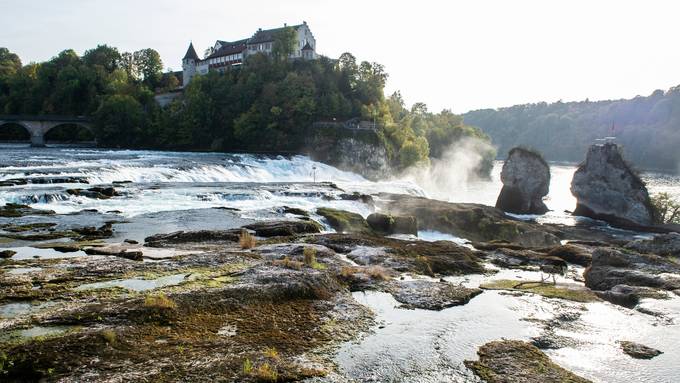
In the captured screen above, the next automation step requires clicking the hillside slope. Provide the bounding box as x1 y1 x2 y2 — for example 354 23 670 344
463 86 680 171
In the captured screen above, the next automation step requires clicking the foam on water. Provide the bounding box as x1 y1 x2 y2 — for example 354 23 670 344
0 147 424 217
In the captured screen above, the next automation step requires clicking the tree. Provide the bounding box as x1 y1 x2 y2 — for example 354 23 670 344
158 72 179 91
651 192 680 224
398 137 430 168
0 47 22 77
134 48 163 87
272 26 297 61
83 45 121 72
94 95 145 146
119 49 163 87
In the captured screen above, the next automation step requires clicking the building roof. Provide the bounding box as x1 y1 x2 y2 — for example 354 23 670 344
183 43 199 60
302 42 313 51
248 24 303 44
206 38 248 60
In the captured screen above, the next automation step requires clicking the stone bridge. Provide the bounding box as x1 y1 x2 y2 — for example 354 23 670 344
0 115 95 147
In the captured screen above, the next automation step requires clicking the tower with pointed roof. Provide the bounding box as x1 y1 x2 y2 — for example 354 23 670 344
182 42 199 87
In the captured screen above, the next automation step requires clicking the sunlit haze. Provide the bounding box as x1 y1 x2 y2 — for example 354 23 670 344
2 0 680 112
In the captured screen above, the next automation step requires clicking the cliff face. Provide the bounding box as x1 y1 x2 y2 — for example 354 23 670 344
496 147 550 214
306 126 390 180
570 143 654 227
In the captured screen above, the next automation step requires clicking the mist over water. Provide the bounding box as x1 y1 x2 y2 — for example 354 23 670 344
397 137 496 202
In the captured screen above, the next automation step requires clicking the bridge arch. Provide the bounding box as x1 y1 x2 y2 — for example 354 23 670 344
44 122 96 144
0 121 32 142
0 115 95 147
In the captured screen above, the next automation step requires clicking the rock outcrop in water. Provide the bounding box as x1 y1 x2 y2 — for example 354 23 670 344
306 126 390 180
570 143 655 228
495 147 550 214
465 340 591 383
619 341 663 359
378 193 561 247
584 247 680 307
366 213 418 235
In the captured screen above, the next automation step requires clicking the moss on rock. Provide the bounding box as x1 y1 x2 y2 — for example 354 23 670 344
480 279 599 303
465 340 591 383
316 208 373 234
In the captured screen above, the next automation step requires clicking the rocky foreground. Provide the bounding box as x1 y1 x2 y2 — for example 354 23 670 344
1 191 678 382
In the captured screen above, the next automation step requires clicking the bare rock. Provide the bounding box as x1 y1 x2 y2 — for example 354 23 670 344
496 147 550 214
625 232 680 257
465 340 591 383
378 193 561 246
243 220 323 237
571 143 654 228
0 250 17 259
584 247 680 299
619 341 663 359
389 280 482 310
546 244 592 266
366 213 418 235
145 230 240 247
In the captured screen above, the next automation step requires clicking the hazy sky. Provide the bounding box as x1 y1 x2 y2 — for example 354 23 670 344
2 0 679 113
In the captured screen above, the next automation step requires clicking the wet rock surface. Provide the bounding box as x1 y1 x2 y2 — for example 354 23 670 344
243 219 323 237
366 212 418 235
379 193 561 246
0 203 55 218
0 250 17 258
571 143 655 228
625 232 680 257
316 207 372 234
496 147 550 214
307 233 486 276
619 341 663 359
66 186 122 199
144 230 241 247
546 244 592 266
465 340 592 383
388 279 482 310
584 247 680 294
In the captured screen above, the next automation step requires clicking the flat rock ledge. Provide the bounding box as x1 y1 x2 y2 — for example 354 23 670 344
465 340 591 383
388 280 482 310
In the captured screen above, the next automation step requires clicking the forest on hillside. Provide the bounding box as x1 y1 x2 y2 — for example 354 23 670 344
0 28 494 174
463 87 680 172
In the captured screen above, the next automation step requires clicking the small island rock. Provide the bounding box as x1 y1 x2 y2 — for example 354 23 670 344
496 147 550 214
571 143 654 227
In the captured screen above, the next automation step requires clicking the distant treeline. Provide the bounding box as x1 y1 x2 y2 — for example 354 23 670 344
0 39 493 173
463 88 680 172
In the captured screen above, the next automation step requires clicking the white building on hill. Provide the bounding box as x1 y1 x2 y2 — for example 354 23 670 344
182 22 317 87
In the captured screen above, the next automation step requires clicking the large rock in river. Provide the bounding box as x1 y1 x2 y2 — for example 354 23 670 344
584 247 680 292
496 147 550 214
570 143 654 228
377 193 561 247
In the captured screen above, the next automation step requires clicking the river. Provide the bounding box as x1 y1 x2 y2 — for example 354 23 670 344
2 145 678 221
1 144 679 382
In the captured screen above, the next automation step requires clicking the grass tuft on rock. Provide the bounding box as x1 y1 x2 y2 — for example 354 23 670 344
100 329 116 345
480 279 599 302
302 247 325 270
143 293 177 309
239 230 257 249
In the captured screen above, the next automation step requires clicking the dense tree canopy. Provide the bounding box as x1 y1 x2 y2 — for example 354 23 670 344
0 42 493 172
463 89 680 171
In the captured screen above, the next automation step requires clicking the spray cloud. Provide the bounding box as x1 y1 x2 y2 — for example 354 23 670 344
397 137 497 203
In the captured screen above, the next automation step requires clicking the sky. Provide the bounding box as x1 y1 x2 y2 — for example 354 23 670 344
1 0 680 113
